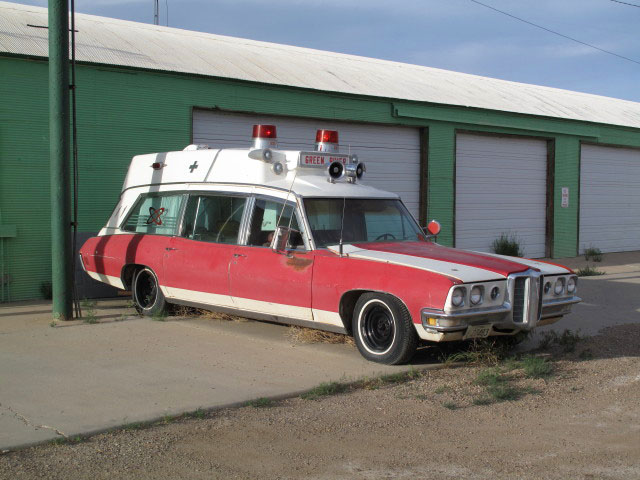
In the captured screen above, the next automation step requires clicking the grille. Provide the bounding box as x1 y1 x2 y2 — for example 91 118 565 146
512 277 527 323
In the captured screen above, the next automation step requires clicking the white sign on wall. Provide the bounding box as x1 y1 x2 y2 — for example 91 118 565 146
561 187 569 208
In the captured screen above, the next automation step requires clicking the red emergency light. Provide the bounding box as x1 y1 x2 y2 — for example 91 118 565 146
252 124 278 149
315 129 339 153
253 124 277 139
315 129 339 144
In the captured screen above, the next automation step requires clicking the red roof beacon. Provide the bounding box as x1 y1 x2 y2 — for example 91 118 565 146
315 129 339 153
252 124 278 149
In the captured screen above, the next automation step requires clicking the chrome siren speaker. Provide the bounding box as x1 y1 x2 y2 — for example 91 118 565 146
327 161 344 182
355 162 365 179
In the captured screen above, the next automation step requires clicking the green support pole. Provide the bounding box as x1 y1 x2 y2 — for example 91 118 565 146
49 0 73 320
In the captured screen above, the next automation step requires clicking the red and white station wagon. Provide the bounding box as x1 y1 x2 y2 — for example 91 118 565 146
80 126 581 364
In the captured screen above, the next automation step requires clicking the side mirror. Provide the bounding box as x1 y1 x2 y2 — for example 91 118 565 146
271 226 292 253
423 219 441 240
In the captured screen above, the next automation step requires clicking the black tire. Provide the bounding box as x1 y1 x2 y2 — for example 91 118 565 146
132 267 167 317
352 292 418 365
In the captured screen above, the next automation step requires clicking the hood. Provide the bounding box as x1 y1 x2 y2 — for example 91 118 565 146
327 241 570 283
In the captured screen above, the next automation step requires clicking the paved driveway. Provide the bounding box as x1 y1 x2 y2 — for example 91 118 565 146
1 253 639 451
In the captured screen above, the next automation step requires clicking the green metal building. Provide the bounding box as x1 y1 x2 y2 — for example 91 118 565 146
1 1 639 301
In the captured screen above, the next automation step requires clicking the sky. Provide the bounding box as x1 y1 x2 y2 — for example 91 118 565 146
10 0 640 102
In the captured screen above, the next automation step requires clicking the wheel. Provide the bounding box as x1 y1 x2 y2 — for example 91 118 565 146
132 267 167 317
352 292 418 365
375 233 396 241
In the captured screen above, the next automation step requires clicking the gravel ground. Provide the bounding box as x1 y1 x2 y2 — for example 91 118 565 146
2 324 639 480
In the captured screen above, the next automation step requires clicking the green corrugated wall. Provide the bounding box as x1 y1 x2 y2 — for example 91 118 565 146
1 55 640 300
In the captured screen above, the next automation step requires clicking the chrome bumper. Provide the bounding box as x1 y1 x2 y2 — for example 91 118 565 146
421 295 581 333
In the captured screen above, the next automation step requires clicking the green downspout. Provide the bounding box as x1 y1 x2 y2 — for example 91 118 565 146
48 0 73 320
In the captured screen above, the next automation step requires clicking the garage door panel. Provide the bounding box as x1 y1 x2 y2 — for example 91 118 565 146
580 144 640 254
193 110 421 219
455 134 547 258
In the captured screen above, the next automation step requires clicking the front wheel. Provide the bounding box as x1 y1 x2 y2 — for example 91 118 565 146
352 293 418 365
132 267 167 317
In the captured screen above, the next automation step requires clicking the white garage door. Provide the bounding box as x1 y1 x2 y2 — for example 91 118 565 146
192 110 422 219
456 133 548 258
580 144 640 253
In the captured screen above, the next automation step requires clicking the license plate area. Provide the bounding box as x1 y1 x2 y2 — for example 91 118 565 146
463 324 492 340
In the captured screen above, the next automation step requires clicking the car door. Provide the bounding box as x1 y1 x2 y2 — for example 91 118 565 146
162 193 248 308
228 196 314 322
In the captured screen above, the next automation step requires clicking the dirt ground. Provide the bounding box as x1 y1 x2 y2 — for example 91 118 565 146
2 323 639 480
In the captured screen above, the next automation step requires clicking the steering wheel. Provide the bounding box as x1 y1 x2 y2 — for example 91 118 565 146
375 233 396 241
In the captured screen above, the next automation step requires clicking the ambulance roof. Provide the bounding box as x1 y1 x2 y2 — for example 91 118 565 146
121 147 398 200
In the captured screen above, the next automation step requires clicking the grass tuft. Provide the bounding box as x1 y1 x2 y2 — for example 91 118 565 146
474 367 506 386
301 381 349 400
491 233 523 257
486 384 522 402
472 396 494 406
539 329 582 353
577 266 604 277
584 246 603 262
80 299 98 324
246 397 274 408
442 401 458 410
287 325 355 346
520 356 554 379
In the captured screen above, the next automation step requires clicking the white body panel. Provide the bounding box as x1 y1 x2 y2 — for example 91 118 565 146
192 110 422 218
579 144 640 253
455 133 548 258
328 244 506 282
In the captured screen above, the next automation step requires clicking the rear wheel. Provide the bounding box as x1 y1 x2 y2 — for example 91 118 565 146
132 267 167 317
352 292 418 365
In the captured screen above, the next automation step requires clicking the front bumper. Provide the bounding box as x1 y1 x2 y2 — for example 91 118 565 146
419 295 581 341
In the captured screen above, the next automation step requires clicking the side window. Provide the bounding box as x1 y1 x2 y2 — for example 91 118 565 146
247 199 304 249
122 194 184 235
182 194 246 244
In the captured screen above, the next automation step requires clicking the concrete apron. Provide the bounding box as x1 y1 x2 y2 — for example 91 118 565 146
1 257 639 451
0 300 441 452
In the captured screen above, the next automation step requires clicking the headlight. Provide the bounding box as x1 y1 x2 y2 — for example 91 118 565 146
451 287 466 307
554 277 565 295
470 286 483 305
544 281 551 294
567 276 577 294
490 286 500 300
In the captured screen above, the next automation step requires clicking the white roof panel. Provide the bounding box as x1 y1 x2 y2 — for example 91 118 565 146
2 1 640 129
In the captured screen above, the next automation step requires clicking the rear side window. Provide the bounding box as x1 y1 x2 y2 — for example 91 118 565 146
182 195 247 244
121 194 184 235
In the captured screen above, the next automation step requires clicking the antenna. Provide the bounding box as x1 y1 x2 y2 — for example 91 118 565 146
339 197 346 256
153 0 159 25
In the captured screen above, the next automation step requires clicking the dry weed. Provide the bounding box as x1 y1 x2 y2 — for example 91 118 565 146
287 325 355 346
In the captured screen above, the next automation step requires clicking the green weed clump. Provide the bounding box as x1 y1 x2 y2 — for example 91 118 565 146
520 356 554 379
583 246 603 262
246 397 273 408
577 266 604 277
301 381 348 400
492 233 523 257
81 299 98 324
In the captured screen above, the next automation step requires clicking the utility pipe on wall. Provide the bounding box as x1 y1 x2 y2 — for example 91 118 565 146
48 0 73 320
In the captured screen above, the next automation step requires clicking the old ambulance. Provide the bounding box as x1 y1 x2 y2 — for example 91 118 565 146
80 125 581 364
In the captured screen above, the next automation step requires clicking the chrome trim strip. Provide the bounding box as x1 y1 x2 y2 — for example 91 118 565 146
420 305 511 332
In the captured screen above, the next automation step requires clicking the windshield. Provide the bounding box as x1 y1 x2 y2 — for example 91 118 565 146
304 198 424 248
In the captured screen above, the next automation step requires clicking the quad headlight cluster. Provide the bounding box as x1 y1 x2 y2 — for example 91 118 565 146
447 281 506 310
542 274 578 299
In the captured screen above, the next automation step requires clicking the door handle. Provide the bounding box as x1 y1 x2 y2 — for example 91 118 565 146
165 247 177 251
233 253 246 258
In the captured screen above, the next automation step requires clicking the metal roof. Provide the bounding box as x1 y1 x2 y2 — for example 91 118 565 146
2 1 640 129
